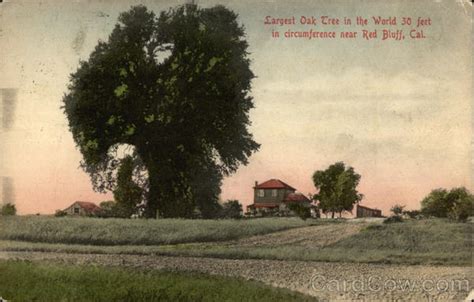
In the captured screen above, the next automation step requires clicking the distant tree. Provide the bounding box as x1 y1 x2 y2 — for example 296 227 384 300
287 203 311 220
62 4 259 218
390 204 405 216
219 200 242 219
421 187 474 221
312 162 363 218
1 203 16 216
113 156 143 218
445 187 474 221
420 189 450 218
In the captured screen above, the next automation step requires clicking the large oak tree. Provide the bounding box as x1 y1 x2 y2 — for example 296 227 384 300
63 4 259 218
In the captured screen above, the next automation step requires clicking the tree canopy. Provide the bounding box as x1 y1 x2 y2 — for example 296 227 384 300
421 187 473 221
312 162 363 218
63 4 259 218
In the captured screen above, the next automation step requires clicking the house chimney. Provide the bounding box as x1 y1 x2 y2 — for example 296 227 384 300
254 181 258 187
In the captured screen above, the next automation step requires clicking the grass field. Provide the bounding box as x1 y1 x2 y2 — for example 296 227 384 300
0 260 316 301
0 218 470 265
0 216 324 245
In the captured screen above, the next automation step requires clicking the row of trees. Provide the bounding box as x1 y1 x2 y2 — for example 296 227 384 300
314 161 474 222
420 187 473 221
312 162 474 222
386 186 474 223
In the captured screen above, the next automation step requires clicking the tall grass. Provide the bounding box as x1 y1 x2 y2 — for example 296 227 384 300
0 216 321 245
1 219 469 265
0 260 316 301
329 219 472 253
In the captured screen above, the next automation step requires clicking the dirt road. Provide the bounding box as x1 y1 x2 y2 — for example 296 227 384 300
1 251 470 301
233 222 366 248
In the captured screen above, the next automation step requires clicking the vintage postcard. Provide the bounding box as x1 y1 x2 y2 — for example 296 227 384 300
0 0 472 301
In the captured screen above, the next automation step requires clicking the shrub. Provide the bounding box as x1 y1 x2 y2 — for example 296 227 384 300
1 203 16 216
287 203 311 220
364 224 384 231
219 200 243 219
390 204 405 216
97 200 135 218
448 198 473 222
383 215 403 224
54 210 67 217
403 210 422 219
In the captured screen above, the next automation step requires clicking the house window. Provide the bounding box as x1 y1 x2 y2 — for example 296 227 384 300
272 189 277 197
74 207 80 214
258 189 264 197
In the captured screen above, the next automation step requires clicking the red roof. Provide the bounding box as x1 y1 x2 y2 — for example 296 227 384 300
284 193 311 203
73 201 101 213
255 179 296 190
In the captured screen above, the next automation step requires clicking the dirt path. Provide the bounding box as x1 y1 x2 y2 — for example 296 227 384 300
233 223 366 248
1 251 471 301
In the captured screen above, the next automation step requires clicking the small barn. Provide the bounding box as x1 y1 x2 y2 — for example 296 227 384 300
63 201 101 216
356 204 382 218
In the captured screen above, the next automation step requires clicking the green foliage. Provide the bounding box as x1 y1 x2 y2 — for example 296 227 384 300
62 4 259 218
0 203 16 216
287 203 311 220
402 210 422 219
390 204 405 216
112 156 143 218
383 215 403 224
54 210 67 217
449 197 473 221
97 200 120 218
312 162 363 218
421 187 474 221
0 216 317 246
0 261 314 302
219 200 242 219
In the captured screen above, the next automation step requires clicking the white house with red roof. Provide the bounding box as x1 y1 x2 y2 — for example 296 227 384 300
246 179 313 215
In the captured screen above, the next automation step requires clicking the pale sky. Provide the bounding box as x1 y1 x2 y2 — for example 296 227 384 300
0 0 472 215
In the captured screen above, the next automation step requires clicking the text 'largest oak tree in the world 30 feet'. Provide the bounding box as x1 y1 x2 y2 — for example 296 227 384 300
63 4 259 218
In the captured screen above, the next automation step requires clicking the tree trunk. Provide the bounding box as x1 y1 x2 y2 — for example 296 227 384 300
142 154 195 218
144 161 160 218
331 211 335 219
